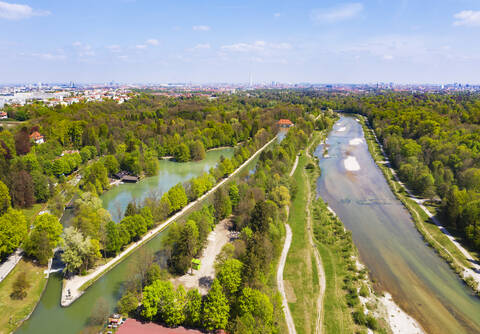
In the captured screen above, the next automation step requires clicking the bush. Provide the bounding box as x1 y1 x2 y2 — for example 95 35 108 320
366 315 379 330
10 272 29 300
359 284 369 297
352 309 366 326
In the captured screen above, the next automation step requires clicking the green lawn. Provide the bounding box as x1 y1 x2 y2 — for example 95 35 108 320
0 259 48 334
284 154 318 334
21 203 44 225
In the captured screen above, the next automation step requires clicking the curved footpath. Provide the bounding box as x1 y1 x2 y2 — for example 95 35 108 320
277 224 296 334
305 139 326 334
61 135 278 306
367 121 480 288
277 155 301 334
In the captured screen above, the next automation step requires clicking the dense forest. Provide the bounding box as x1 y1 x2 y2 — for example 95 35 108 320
0 93 316 270
115 115 319 333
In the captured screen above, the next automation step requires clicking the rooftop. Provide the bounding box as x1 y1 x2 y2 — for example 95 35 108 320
116 319 204 334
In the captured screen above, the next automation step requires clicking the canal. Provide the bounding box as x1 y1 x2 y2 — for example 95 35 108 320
16 148 233 334
315 115 480 333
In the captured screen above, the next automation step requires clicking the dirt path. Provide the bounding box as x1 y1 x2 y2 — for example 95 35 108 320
277 223 296 334
61 135 278 306
174 220 231 294
304 168 326 334
289 155 299 177
305 137 326 334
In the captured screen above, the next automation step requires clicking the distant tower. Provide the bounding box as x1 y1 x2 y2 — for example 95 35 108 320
249 73 253 87
38 82 42 90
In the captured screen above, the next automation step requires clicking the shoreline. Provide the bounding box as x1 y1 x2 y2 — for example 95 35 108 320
314 123 425 334
60 135 278 307
358 114 480 295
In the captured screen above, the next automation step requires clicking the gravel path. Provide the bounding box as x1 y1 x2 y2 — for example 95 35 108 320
277 223 296 334
289 155 299 177
174 220 231 294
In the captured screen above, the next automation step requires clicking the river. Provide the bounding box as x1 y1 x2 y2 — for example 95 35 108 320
16 148 233 334
315 116 480 333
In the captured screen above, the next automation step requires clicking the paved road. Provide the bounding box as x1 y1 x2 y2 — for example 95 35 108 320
0 249 23 282
62 135 278 306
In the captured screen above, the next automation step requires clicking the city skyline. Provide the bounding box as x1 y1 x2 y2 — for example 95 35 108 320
2 0 480 84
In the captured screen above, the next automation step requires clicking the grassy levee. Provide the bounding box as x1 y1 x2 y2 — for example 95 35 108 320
284 154 318 334
304 129 388 334
0 259 48 334
305 146 357 334
359 115 479 292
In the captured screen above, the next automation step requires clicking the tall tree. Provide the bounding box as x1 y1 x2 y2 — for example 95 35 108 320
202 279 230 331
24 213 62 265
0 208 27 259
11 170 35 208
14 127 30 156
0 179 11 214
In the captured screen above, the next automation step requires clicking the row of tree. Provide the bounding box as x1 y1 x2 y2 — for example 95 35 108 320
117 111 316 332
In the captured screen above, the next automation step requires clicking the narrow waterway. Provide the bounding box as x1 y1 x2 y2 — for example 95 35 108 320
102 148 234 221
16 148 233 334
315 116 480 334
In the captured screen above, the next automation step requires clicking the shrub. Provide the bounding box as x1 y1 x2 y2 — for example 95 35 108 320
10 272 29 300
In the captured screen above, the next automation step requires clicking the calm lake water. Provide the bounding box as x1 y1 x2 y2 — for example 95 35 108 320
315 116 480 333
16 148 233 334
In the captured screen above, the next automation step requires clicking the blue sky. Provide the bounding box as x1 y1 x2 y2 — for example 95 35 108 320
1 0 480 84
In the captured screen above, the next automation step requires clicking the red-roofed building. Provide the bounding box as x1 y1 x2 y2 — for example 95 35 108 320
0 111 7 119
30 131 44 144
115 319 205 334
278 119 294 128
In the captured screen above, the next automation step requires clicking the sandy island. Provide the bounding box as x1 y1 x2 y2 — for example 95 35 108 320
337 126 347 132
344 155 360 171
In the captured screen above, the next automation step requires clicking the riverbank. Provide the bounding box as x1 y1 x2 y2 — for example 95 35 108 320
359 115 480 295
283 132 325 334
307 131 423 334
61 135 278 307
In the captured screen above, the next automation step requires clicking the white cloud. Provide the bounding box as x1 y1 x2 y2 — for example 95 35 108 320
146 38 159 46
453 10 480 27
0 1 50 20
310 2 363 23
106 44 121 52
193 43 211 50
32 52 66 60
274 12 281 18
136 44 147 49
193 25 211 31
221 40 291 53
72 42 95 57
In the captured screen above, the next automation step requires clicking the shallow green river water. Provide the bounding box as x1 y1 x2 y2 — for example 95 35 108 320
315 116 480 333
